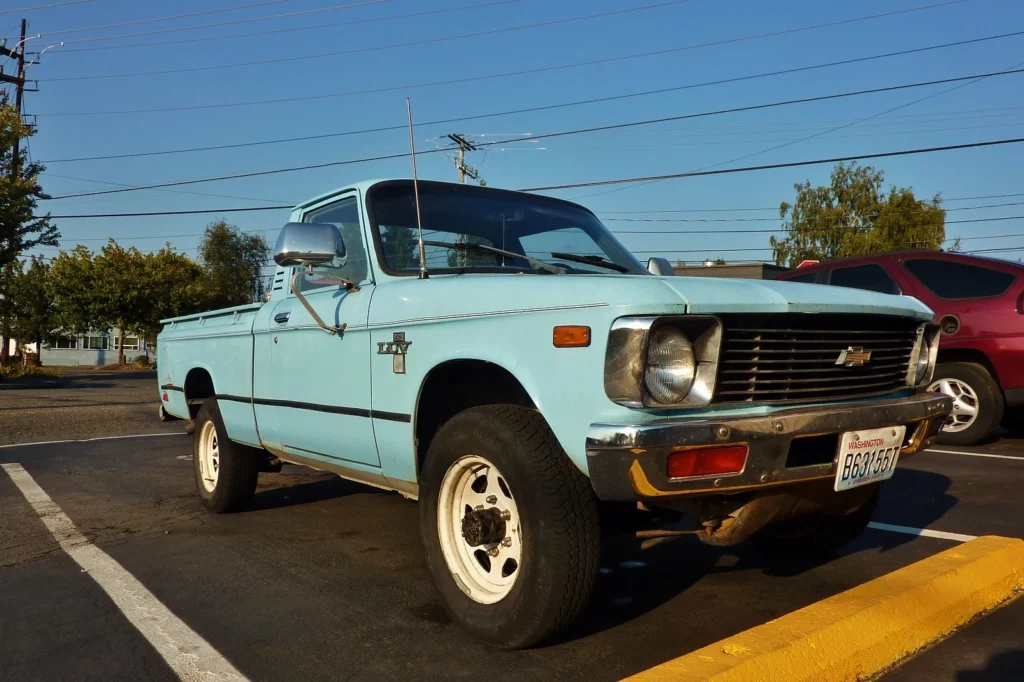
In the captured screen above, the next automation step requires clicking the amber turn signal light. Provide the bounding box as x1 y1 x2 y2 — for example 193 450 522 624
666 445 749 479
553 325 591 348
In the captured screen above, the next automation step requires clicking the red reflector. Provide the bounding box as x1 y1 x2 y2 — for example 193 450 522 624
162 392 169 402
666 445 749 479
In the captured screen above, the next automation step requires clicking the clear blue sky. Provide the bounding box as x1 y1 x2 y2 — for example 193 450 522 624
5 0 1024 266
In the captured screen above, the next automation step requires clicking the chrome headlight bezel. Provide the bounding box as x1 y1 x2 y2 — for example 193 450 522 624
906 322 940 387
605 315 722 408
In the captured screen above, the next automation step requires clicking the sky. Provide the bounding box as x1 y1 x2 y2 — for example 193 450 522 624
4 0 1024 268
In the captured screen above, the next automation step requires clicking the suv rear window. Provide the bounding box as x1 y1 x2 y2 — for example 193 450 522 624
827 264 900 295
903 259 1016 299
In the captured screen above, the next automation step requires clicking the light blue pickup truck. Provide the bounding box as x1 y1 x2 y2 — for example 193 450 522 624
158 179 952 648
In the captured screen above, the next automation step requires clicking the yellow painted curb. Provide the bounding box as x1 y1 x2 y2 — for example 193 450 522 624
624 535 1024 682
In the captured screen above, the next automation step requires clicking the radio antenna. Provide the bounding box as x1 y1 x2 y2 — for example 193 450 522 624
406 97 429 280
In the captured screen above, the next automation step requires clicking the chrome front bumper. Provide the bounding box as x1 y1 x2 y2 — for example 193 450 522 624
585 392 953 501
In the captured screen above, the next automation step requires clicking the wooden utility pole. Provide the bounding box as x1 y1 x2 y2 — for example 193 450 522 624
0 20 27 366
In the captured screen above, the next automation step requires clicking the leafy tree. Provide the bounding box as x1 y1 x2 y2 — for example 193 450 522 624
0 99 59 363
770 163 950 267
382 225 418 269
47 246 102 339
9 257 54 362
139 246 208 341
198 220 270 308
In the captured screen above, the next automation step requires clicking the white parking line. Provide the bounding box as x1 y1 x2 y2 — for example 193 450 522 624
867 521 977 543
1 463 247 682
925 448 1024 461
0 432 184 450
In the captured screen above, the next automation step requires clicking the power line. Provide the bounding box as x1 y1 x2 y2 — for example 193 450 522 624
50 0 517 53
42 171 294 204
518 137 1024 192
43 0 694 81
39 31 1024 161
38 0 292 37
42 0 386 43
44 69 1024 200
0 0 91 16
36 1 975 117
610 216 1024 235
602 202 1024 223
599 193 1024 214
44 205 291 218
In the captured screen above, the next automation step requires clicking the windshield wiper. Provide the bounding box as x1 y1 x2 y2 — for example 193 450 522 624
550 252 629 273
422 240 563 274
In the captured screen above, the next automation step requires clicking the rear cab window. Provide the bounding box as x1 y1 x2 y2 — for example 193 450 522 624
781 271 819 284
903 258 1017 299
827 263 900 295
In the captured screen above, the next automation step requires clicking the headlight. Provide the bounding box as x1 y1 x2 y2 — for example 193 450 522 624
907 323 940 386
644 326 696 404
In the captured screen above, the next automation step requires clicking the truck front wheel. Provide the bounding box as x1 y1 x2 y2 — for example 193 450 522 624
419 405 600 649
192 399 259 513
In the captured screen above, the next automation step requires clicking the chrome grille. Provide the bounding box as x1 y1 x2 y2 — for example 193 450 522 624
712 314 920 405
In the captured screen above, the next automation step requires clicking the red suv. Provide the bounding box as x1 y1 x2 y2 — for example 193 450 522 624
774 251 1024 445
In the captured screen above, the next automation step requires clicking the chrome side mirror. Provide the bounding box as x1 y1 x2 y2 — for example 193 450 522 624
647 257 675 276
273 222 346 266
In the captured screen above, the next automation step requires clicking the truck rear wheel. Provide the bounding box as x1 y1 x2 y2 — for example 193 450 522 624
928 362 1003 446
192 399 259 514
753 486 879 555
419 405 600 649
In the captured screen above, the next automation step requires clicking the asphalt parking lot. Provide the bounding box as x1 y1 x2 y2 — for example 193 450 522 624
1 376 1021 681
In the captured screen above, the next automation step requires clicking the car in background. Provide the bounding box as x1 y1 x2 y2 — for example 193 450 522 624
775 251 1024 445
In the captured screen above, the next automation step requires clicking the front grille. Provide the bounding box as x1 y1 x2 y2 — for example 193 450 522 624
712 314 919 405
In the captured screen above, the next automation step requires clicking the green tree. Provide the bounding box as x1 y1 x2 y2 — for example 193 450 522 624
770 163 950 267
9 257 54 362
382 225 418 269
47 245 102 339
139 246 209 341
0 99 59 363
198 220 270 308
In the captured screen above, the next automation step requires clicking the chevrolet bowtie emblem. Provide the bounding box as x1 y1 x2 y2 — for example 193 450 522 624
836 346 871 367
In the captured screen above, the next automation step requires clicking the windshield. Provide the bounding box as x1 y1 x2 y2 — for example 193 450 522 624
368 181 647 275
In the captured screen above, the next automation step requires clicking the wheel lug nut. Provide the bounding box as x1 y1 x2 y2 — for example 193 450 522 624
474 504 483 511
486 495 497 504
487 547 500 557
502 510 511 520
501 537 512 547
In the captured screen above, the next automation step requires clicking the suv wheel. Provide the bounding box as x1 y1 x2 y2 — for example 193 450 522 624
927 362 1004 446
419 405 600 649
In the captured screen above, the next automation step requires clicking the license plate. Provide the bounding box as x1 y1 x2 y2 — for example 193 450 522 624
834 425 906 492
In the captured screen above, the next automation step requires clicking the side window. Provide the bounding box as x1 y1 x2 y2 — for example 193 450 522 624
299 196 369 291
783 272 818 284
828 264 900 295
903 259 1016 299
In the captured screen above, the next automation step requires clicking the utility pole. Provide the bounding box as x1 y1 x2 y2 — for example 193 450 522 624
447 133 482 184
0 20 27 366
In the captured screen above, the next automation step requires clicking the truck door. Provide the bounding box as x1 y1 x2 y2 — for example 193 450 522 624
252 192 380 468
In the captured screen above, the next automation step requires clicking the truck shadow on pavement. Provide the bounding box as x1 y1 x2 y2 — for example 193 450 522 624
566 467 957 642
958 649 1024 681
249 469 389 512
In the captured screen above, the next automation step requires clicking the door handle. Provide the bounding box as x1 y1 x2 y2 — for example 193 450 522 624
274 312 290 324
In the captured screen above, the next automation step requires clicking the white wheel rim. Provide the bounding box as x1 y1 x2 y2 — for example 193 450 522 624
928 377 980 433
436 455 522 604
198 420 220 492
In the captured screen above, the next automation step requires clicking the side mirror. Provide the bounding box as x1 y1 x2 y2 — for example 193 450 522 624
647 257 675 276
273 222 346 266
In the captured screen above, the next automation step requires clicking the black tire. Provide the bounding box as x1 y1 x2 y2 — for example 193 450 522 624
753 486 879 555
930 362 1004 446
192 399 259 514
419 405 600 649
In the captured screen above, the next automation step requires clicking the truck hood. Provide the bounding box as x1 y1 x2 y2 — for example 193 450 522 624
655 276 934 320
